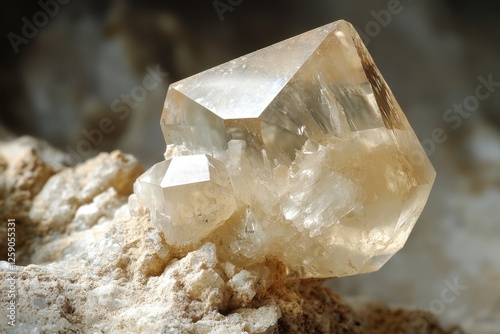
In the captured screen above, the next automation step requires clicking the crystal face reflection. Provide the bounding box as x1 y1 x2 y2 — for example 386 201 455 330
135 154 236 245
134 20 436 278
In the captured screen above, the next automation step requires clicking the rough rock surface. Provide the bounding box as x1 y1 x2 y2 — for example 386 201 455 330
0 137 453 333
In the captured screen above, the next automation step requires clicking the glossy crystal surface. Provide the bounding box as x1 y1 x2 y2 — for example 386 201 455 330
134 20 435 278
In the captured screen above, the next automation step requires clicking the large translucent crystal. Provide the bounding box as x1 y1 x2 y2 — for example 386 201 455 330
134 20 435 278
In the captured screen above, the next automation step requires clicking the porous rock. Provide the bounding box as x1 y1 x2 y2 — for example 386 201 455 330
0 137 451 333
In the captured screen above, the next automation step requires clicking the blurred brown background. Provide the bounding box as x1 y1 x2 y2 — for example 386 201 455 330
1 0 500 332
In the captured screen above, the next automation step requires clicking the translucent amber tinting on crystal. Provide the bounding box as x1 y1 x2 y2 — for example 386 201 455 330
135 20 436 278
135 154 236 245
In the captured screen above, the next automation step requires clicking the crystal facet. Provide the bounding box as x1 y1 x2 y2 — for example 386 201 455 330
134 20 436 278
135 154 236 245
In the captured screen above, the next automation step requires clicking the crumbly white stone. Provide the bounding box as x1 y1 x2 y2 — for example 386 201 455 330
0 137 449 333
0 149 281 333
30 150 143 234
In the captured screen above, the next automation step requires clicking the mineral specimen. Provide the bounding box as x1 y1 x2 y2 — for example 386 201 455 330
135 154 236 245
0 136 451 333
134 20 435 278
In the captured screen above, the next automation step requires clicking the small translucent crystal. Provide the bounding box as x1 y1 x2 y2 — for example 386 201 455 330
134 20 436 278
135 154 236 245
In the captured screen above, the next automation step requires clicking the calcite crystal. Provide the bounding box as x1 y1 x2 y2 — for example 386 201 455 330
134 20 435 278
135 154 236 245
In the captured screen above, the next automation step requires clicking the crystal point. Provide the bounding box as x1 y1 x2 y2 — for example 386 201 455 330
135 20 435 278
